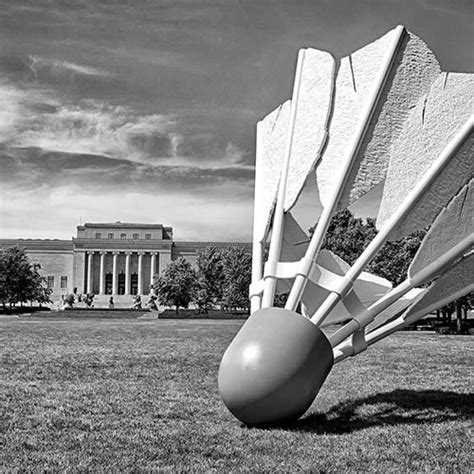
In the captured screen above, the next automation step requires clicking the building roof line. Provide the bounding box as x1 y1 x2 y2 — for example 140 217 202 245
79 223 168 229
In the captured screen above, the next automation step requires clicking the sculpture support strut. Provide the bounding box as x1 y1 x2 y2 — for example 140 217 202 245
219 25 474 426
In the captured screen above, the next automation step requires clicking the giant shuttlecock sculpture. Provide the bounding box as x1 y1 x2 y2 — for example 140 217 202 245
218 25 473 426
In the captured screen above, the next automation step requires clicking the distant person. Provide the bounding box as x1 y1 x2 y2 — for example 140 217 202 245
109 296 114 309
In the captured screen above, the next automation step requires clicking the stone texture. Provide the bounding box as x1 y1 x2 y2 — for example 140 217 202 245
72 251 85 296
404 254 474 322
377 72 474 239
27 249 74 297
315 27 440 210
409 180 473 278
253 48 334 243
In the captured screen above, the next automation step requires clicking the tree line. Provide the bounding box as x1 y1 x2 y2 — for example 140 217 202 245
1 210 472 327
154 208 434 314
153 246 252 314
154 209 472 326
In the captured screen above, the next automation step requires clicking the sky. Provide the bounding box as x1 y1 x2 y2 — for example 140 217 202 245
0 0 472 241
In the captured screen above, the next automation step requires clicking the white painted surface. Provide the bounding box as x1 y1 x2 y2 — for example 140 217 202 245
284 49 334 212
253 48 335 244
377 72 474 238
254 101 291 244
315 27 440 210
365 287 425 333
409 180 473 278
403 253 474 322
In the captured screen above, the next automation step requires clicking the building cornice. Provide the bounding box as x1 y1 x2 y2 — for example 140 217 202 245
173 241 252 249
79 223 167 230
0 239 73 251
72 239 173 251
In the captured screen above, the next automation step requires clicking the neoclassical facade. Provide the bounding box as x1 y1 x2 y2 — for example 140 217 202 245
0 222 250 304
75 223 174 297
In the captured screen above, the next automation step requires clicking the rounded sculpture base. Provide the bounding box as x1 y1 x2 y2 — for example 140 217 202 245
218 307 334 426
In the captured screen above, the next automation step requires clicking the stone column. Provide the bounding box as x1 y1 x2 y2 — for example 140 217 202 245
99 252 105 295
86 251 94 294
125 252 131 295
150 253 157 290
112 252 118 295
138 252 144 295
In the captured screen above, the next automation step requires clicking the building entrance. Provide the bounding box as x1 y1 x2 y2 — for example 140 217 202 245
131 273 138 295
105 273 113 294
118 272 125 295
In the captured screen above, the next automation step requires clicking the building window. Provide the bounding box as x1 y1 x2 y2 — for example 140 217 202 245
47 276 54 288
95 233 102 239
120 233 126 239
108 233 114 239
133 233 139 240
145 234 151 240
60 276 68 288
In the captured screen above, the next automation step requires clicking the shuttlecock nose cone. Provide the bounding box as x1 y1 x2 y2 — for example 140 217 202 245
218 307 334 426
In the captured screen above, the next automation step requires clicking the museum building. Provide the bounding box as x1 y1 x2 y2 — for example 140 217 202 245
0 222 250 305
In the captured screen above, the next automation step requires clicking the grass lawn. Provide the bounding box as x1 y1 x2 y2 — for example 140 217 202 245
1 317 472 471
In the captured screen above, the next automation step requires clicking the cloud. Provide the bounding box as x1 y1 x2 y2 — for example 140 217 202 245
0 74 253 174
0 78 253 182
0 184 254 242
14 101 176 162
0 81 62 149
28 55 110 78
418 0 473 15
0 145 255 197
0 75 255 242
0 83 24 142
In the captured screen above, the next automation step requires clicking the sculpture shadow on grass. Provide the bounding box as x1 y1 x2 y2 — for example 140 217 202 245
271 389 473 434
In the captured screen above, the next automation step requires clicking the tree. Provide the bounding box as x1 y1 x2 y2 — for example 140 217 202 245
193 278 214 314
310 209 426 286
195 246 225 310
221 246 252 313
29 270 53 308
316 208 376 266
452 293 473 334
83 293 95 308
153 257 197 314
63 293 75 309
0 246 52 310
311 209 474 333
367 227 427 286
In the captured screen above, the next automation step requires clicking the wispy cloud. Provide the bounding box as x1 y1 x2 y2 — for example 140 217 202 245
28 55 110 78
0 81 57 142
0 82 24 142
0 77 253 172
14 100 176 161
